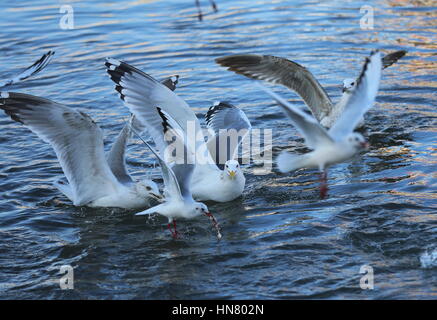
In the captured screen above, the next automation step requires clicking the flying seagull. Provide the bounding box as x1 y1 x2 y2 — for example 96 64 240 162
216 50 405 128
257 50 382 198
133 107 222 239
0 51 55 88
105 58 251 203
0 92 162 209
195 0 218 21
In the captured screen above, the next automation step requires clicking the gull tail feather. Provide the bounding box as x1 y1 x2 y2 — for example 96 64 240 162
276 151 308 173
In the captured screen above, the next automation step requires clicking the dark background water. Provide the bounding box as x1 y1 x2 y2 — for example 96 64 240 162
0 0 436 299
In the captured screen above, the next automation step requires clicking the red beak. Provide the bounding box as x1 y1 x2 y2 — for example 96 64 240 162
361 141 370 150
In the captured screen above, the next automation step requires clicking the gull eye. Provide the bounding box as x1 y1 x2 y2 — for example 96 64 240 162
146 186 152 191
225 164 228 168
351 82 355 85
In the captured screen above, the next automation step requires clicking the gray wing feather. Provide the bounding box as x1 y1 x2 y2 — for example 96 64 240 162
0 51 55 88
205 102 252 164
132 130 183 202
107 119 134 184
216 54 334 121
131 107 196 201
0 92 121 205
156 107 195 199
105 58 200 135
257 83 334 149
106 76 180 183
382 50 407 69
105 58 217 169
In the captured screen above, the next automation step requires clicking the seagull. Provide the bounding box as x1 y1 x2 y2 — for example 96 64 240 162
256 50 382 198
216 50 405 128
195 0 218 21
0 51 55 88
0 92 162 209
133 107 222 239
105 58 251 203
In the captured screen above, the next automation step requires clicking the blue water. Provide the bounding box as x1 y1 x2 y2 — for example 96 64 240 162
0 0 436 299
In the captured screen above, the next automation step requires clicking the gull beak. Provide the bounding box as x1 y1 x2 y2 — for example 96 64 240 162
228 170 236 179
342 87 347 93
361 141 370 150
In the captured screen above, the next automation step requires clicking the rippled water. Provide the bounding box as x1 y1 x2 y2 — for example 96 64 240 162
0 0 436 299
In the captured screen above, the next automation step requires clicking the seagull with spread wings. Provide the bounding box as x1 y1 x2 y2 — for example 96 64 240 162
216 50 405 128
0 51 55 88
257 50 382 198
0 92 163 209
105 58 251 203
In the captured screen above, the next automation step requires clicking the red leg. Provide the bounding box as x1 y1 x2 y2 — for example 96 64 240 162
167 223 175 237
173 220 179 239
167 220 179 239
319 170 328 199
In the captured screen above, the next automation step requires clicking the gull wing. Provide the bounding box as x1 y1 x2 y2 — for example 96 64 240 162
205 101 251 165
156 107 195 200
132 131 184 203
132 107 195 201
105 58 216 167
0 51 55 88
0 92 122 205
216 54 333 121
105 58 201 135
107 75 180 184
382 50 407 69
329 51 382 140
257 83 334 149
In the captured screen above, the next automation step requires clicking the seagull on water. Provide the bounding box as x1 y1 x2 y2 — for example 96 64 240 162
0 92 164 209
105 58 251 203
257 50 382 198
133 107 222 239
216 50 405 128
0 51 55 88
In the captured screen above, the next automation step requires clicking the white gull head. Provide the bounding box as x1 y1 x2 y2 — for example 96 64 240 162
224 159 241 180
342 78 356 93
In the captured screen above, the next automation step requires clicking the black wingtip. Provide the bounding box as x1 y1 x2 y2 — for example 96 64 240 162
382 50 407 69
156 107 171 135
205 101 235 125
0 92 24 124
161 75 179 91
